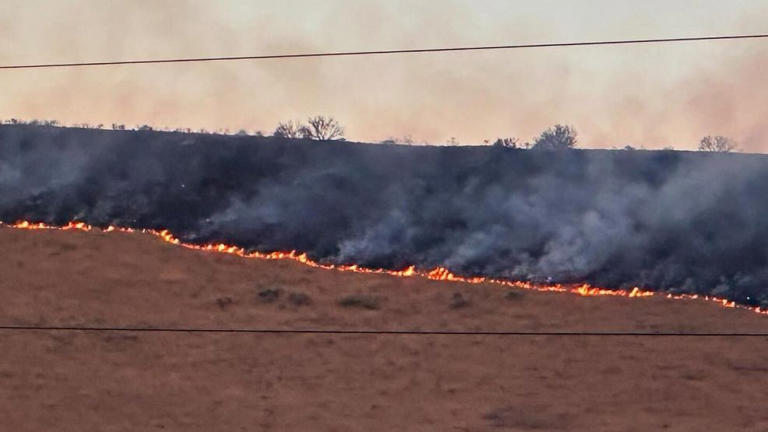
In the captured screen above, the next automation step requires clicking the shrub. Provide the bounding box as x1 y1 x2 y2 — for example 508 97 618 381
288 292 311 306
492 137 520 149
257 287 282 303
532 124 577 151
338 294 380 310
698 135 736 152
273 121 304 139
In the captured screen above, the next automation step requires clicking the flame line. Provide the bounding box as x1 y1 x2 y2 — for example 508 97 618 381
2 220 766 317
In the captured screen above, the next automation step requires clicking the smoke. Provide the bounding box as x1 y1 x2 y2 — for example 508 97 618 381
2 125 768 307
2 1 768 148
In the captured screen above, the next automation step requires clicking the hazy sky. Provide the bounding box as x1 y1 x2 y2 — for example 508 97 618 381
1 0 768 150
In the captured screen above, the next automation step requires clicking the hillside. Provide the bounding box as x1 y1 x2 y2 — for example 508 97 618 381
2 124 768 307
1 227 767 431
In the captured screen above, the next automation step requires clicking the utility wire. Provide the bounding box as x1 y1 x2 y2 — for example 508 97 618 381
2 33 767 70
0 325 766 337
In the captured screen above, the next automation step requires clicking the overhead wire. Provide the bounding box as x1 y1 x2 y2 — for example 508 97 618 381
1 33 767 70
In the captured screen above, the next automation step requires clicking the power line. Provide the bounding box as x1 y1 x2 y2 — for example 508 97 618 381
0 325 766 337
2 33 767 70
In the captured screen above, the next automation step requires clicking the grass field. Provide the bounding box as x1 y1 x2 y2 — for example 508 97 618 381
1 227 767 431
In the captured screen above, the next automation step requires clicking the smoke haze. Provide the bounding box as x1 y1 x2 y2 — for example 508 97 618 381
1 0 768 150
2 125 767 307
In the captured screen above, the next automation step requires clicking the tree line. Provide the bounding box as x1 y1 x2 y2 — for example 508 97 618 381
0 117 739 152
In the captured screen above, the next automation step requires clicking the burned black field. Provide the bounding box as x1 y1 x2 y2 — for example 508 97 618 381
2 124 768 307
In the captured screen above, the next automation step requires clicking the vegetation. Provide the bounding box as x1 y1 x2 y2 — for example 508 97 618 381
485 125 576 151
273 120 305 139
0 118 743 153
273 115 345 140
698 135 737 152
2 118 59 127
379 135 415 145
303 115 344 140
257 288 282 303
531 124 578 151
287 292 311 306
338 294 380 310
492 137 522 149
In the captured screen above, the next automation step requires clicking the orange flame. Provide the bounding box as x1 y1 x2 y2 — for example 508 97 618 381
3 220 766 316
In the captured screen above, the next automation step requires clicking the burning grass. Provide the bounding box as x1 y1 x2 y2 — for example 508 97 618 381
4 125 768 308
1 216 767 431
2 220 766 317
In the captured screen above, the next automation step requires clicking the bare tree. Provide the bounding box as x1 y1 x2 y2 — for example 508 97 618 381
532 124 577 151
273 121 305 139
301 115 344 140
698 135 737 152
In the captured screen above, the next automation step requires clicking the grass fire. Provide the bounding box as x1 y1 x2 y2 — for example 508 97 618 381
7 219 766 316
5 4 768 428
1 209 767 431
2 123 768 310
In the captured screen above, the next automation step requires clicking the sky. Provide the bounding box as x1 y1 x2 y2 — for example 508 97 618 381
1 0 768 150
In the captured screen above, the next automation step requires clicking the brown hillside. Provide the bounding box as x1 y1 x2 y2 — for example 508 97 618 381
1 227 767 431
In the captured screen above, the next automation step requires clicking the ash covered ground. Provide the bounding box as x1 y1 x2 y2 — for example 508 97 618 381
2 124 767 307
